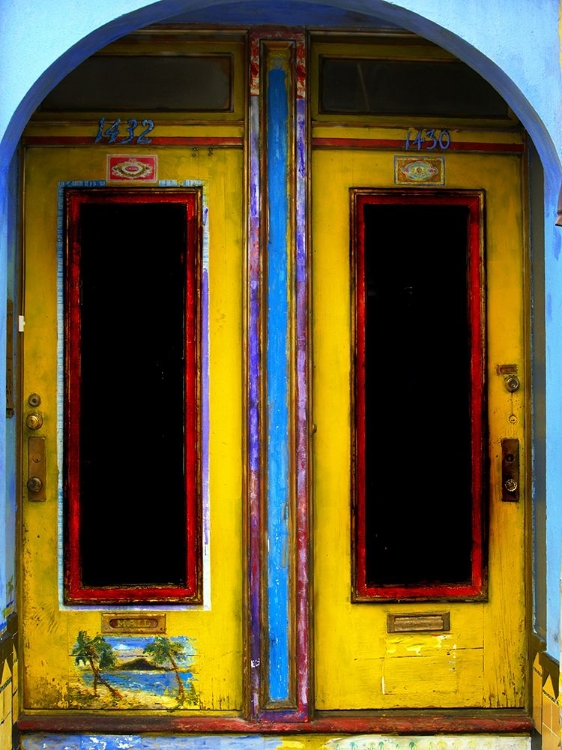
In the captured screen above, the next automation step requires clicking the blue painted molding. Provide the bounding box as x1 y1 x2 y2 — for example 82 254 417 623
19 733 532 749
266 59 291 705
20 735 286 749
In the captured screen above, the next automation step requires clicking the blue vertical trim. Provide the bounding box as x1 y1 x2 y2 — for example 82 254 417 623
248 89 263 716
266 63 290 702
544 174 562 659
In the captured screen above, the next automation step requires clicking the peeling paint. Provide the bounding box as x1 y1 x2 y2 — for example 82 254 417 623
20 735 532 750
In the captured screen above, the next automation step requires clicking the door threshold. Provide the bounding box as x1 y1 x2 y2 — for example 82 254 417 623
17 708 533 735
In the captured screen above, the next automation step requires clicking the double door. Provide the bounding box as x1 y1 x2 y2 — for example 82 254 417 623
20 39 527 717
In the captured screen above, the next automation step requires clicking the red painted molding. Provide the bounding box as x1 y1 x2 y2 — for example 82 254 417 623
63 187 201 604
352 190 487 602
17 709 534 735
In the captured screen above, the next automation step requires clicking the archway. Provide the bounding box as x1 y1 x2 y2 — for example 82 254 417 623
2 2 561 747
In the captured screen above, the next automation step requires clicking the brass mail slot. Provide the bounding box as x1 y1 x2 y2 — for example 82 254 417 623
101 613 166 634
387 612 450 633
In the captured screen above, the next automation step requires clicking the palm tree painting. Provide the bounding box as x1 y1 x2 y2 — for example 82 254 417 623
70 631 197 708
72 630 122 700
143 636 193 705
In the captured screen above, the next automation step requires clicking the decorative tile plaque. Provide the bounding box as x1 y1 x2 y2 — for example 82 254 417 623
394 155 445 185
107 154 158 183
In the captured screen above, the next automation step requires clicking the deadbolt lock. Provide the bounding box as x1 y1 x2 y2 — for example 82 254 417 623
28 393 42 407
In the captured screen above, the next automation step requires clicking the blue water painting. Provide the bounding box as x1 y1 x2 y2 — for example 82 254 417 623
21 734 288 749
80 667 194 695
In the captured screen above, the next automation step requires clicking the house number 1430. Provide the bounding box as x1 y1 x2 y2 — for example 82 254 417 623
405 128 451 151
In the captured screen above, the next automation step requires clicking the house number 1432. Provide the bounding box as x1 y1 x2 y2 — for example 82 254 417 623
405 128 451 151
94 117 154 145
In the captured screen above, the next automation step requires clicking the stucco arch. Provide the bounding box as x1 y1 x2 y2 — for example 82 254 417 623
1 0 561 180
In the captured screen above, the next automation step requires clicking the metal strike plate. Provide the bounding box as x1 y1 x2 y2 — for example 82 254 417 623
501 437 519 502
27 436 46 502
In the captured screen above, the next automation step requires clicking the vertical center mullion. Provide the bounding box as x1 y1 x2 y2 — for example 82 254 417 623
247 31 309 721
265 48 291 706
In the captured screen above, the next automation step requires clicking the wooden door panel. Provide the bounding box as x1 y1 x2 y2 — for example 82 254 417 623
22 146 244 712
312 147 526 710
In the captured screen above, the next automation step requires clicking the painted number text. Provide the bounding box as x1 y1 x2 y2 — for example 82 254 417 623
94 117 154 145
405 128 451 151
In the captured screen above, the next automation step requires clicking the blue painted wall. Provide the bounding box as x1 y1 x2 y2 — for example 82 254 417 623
1 1 561 170
0 0 561 662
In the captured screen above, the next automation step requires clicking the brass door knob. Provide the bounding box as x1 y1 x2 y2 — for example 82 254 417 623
27 476 43 493
26 412 43 430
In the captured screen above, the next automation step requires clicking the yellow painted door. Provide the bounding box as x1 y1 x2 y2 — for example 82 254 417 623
21 144 244 712
312 144 527 709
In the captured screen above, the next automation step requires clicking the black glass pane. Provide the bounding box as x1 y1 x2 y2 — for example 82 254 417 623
41 55 232 112
321 58 509 118
78 203 187 587
363 204 474 587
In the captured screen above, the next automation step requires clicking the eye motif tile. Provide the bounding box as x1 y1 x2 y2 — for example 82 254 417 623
394 155 445 185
